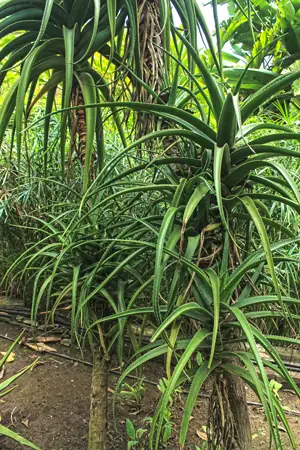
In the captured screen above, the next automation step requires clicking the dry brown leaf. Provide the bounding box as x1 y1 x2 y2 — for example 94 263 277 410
23 342 57 353
0 368 5 379
36 343 57 352
196 429 208 441
24 343 40 352
0 352 15 363
36 336 61 343
22 418 29 428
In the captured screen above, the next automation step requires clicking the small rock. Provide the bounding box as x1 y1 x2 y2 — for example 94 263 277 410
74 362 79 367
60 338 71 347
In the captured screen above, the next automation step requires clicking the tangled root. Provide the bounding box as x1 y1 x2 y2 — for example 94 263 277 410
207 374 240 450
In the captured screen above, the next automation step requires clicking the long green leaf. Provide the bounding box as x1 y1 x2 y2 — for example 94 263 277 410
240 196 282 303
206 268 220 368
0 425 41 450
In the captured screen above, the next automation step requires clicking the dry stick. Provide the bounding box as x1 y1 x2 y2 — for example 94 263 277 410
1 333 300 417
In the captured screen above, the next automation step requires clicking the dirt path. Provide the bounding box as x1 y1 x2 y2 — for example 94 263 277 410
0 322 299 450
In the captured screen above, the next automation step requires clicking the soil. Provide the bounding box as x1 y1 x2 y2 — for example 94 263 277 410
0 321 299 450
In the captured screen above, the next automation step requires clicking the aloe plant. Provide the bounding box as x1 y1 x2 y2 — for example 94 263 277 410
73 28 300 448
0 0 213 193
2 2 300 450
5 57 300 448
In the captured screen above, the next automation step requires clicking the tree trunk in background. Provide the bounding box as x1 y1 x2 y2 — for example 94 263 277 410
88 351 109 450
136 0 164 140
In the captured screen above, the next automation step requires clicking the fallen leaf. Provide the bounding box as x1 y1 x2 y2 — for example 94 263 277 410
0 352 15 363
196 429 208 441
108 388 114 394
22 418 29 428
0 368 5 379
23 342 57 353
36 336 61 343
24 343 40 352
37 343 57 352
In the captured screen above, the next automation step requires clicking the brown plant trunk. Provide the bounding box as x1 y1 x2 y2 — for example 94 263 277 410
74 86 87 166
224 370 252 450
134 0 164 143
88 350 109 450
70 84 87 164
208 358 252 450
69 84 94 182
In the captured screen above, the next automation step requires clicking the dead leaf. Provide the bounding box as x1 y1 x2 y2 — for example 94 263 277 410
36 343 57 352
22 418 29 428
0 368 5 379
196 429 208 441
36 336 61 343
23 342 57 353
0 352 15 363
24 343 40 352
107 387 114 394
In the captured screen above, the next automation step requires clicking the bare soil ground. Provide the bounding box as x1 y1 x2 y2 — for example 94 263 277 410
0 322 299 450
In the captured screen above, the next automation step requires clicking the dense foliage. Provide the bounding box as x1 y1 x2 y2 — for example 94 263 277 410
0 1 300 450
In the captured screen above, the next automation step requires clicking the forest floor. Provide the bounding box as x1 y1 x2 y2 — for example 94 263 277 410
0 321 300 450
